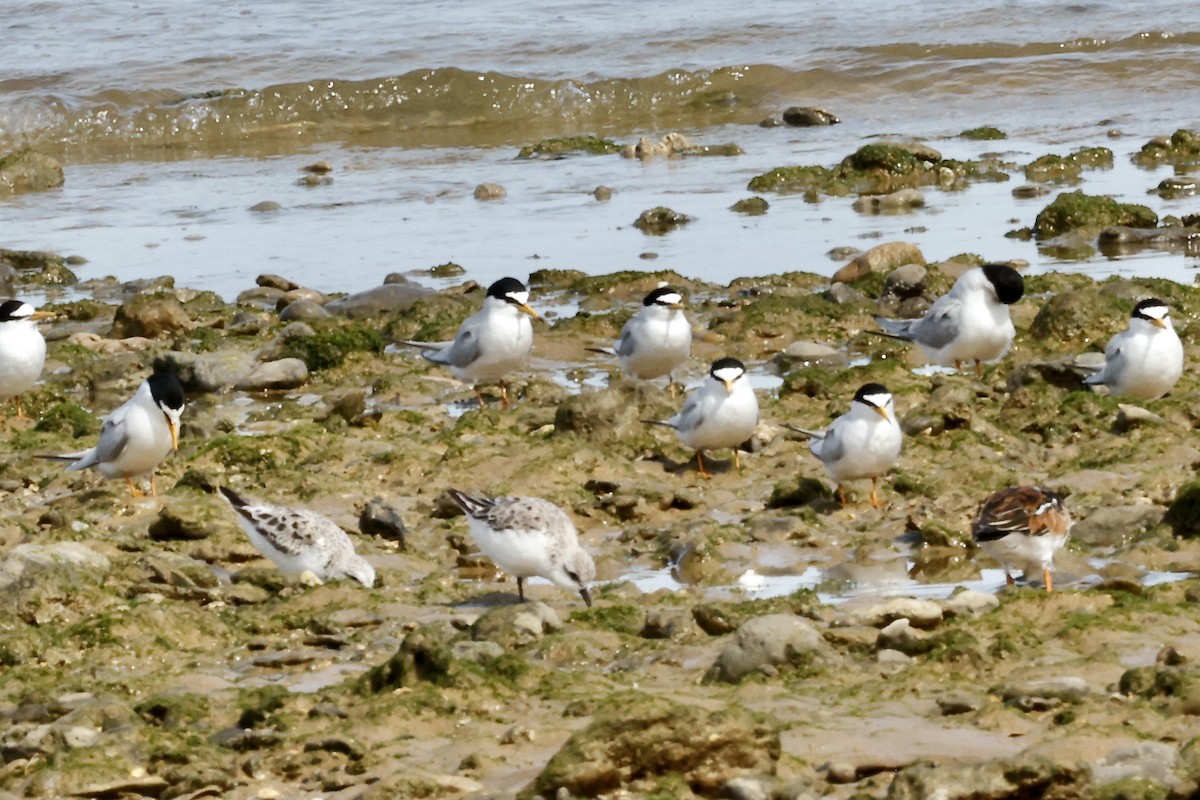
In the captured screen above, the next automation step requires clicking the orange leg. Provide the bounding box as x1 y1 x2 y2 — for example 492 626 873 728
954 359 963 373
837 484 848 506
695 451 711 479
1043 568 1054 593
499 381 511 409
14 397 29 421
869 478 885 509
1005 571 1015 586
734 449 742 471
974 360 984 380
472 386 488 408
125 477 145 497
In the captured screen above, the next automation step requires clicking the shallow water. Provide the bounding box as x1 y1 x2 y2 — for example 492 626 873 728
2 1 1199 299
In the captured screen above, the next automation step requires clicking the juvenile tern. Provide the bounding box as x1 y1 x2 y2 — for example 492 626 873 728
972 486 1071 592
400 277 539 408
646 357 759 477
447 489 595 607
41 371 185 496
588 286 692 384
218 486 376 587
788 383 902 507
0 299 55 420
875 264 1024 378
1082 297 1183 400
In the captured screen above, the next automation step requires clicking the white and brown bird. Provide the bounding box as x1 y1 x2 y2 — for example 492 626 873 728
0 299 55 420
789 383 902 508
646 357 759 478
447 489 595 607
589 285 692 385
876 264 1025 378
41 371 186 496
219 486 376 587
399 277 539 407
1082 297 1183 400
972 486 1071 592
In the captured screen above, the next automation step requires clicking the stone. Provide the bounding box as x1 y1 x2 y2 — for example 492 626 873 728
237 286 287 308
832 242 925 284
826 282 866 305
852 188 925 213
148 495 234 541
943 590 999 618
633 206 692 234
248 200 281 213
0 149 64 194
1114 404 1167 431
705 614 833 683
526 692 781 798
359 498 408 546
554 383 662 444
0 543 111 612
1002 676 1090 711
474 182 506 200
236 358 309 391
593 185 613 201
258 274 300 291
876 619 929 656
1091 742 1177 787
883 263 928 299
1071 504 1165 548
848 597 943 630
324 282 434 318
936 692 983 715
110 293 192 338
722 774 776 800
781 107 839 126
886 754 1090 799
470 602 563 649
772 341 848 371
156 349 258 392
279 299 332 321
451 640 505 664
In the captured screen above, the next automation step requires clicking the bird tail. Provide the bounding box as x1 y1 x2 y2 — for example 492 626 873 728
585 346 616 357
36 451 96 471
641 419 677 429
783 423 824 440
871 317 915 341
218 485 251 509
446 488 493 519
397 339 439 350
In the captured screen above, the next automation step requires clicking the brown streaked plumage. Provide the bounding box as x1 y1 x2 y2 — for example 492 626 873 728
972 486 1071 591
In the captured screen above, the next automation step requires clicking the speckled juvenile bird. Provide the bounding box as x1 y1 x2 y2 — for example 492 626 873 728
399 277 540 408
1082 297 1183 400
0 299 56 420
645 357 759 478
875 264 1025 378
219 486 376 587
788 383 902 508
588 285 692 385
40 371 186 496
972 486 1071 592
447 489 595 607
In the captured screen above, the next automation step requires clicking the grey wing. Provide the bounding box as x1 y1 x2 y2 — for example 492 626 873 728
247 507 328 557
672 391 706 433
92 415 131 466
907 297 961 349
811 421 844 464
429 319 482 368
1086 332 1127 384
615 321 637 357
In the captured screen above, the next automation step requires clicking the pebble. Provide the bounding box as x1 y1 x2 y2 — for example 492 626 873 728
474 182 507 200
236 358 309 391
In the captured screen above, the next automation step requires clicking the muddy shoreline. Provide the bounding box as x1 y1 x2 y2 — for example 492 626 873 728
0 245 1199 799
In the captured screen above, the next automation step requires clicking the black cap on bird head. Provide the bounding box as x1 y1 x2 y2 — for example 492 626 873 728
0 299 31 321
643 286 684 307
486 277 529 301
981 264 1024 305
709 357 746 381
1132 297 1169 325
853 383 892 407
148 370 186 412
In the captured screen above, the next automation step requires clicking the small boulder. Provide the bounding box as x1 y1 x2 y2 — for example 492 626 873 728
705 614 832 683
470 602 562 649
781 107 840 127
0 149 64 194
236 358 309 391
832 242 925 284
110 293 191 338
325 282 434 318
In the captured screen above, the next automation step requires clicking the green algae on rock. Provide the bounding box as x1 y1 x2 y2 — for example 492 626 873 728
1024 147 1114 183
1132 128 1200 168
633 206 692 235
959 126 1007 140
517 135 620 159
0 148 64 194
1033 190 1158 238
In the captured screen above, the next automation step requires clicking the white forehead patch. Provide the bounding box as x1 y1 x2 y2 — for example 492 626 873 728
655 292 682 306
860 392 892 409
506 291 530 306
11 303 35 319
712 366 744 383
1139 304 1168 321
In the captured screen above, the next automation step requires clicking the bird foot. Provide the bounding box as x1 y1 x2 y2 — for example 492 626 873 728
299 570 325 587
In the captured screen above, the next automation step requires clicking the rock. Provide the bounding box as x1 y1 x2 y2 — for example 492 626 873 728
1166 481 1200 538
248 200 281 213
876 619 929 656
1071 504 1165 547
470 602 563 649
279 299 332 321
852 188 925 213
722 774 777 800
526 692 781 798
826 282 866 305
156 350 258 392
936 692 983 716
943 590 999 618
236 358 309 391
0 149 64 194
473 182 506 200
1114 403 1166 431
110 293 192 338
360 625 458 692
883 263 928 299
451 640 505 664
633 206 692 234
359 498 408 546
0 543 111 612
555 383 661 444
148 495 233 541
324 282 434 318
593 186 613 201
1091 742 1178 787
1012 184 1050 199
731 197 769 215
257 274 300 291
693 604 741 636
237 286 287 308
705 614 833 683
1002 676 1090 711
772 341 848 371
886 754 1090 799
848 598 943 630
832 242 925 284
1033 190 1157 238
781 107 839 126
640 610 689 640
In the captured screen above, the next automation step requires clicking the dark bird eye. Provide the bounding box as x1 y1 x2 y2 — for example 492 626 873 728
566 570 580 583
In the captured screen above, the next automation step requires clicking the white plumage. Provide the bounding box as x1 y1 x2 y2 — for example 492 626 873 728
1083 297 1183 400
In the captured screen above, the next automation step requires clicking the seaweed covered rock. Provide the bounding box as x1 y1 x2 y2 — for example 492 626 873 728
886 754 1091 799
0 149 64 194
523 691 781 798
1133 129 1200 168
1033 191 1158 239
